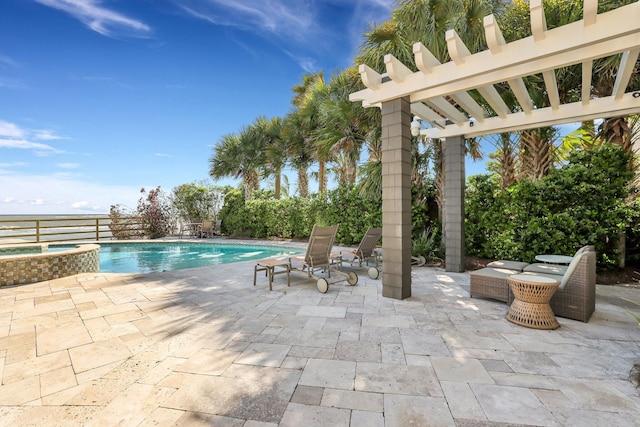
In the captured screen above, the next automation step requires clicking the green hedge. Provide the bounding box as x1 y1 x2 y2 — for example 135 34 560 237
466 145 634 269
218 185 383 245
218 145 633 269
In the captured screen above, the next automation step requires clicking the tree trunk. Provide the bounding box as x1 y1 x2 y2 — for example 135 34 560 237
520 129 554 180
297 168 309 198
318 160 326 193
274 172 281 200
244 170 259 201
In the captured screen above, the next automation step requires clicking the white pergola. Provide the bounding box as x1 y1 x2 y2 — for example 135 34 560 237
350 0 640 300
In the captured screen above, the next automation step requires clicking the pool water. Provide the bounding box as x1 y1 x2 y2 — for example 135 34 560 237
51 243 300 274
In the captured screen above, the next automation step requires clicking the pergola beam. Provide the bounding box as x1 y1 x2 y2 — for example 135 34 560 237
424 97 469 125
411 103 446 129
613 49 640 100
423 92 640 139
542 70 560 110
582 60 593 106
485 15 534 115
449 92 486 123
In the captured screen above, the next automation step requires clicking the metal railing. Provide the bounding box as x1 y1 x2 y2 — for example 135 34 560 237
0 216 144 243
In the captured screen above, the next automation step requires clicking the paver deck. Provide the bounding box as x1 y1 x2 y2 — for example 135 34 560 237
1 249 639 426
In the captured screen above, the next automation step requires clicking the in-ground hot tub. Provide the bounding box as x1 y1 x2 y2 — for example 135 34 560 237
0 243 100 286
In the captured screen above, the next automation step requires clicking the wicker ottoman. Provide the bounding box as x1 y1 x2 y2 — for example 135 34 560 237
506 274 560 330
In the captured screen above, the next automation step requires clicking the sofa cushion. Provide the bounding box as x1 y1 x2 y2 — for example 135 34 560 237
471 267 520 279
486 260 529 271
523 263 568 275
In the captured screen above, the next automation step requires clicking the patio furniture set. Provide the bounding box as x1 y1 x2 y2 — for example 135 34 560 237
179 219 222 238
470 246 596 326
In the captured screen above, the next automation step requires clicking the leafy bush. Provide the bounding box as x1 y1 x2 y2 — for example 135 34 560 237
625 198 640 266
108 187 175 239
465 145 634 268
137 187 175 239
217 189 249 236
412 227 442 262
217 184 382 244
309 185 382 245
172 182 226 223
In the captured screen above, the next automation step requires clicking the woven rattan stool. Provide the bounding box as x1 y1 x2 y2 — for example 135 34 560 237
506 274 560 330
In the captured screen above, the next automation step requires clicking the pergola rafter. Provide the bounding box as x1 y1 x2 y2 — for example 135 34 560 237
349 0 640 299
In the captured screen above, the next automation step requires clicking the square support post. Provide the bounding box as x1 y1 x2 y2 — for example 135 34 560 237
443 135 466 272
381 97 412 299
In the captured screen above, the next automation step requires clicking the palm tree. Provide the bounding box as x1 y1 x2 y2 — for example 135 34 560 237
287 72 327 195
253 116 286 199
209 126 264 201
315 70 379 186
282 111 312 197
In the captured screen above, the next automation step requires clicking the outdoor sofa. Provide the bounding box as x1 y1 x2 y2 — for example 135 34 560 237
469 246 596 322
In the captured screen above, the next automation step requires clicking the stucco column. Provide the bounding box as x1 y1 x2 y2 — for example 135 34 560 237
443 135 465 272
381 97 412 299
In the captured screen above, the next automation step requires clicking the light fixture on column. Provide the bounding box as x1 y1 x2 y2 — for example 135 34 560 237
410 116 421 137
469 116 476 127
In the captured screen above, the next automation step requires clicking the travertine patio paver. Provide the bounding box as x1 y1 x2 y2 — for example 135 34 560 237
0 244 639 426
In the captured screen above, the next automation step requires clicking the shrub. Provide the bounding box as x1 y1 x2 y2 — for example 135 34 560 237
412 227 442 262
108 204 142 240
172 182 226 223
137 187 174 239
465 145 634 268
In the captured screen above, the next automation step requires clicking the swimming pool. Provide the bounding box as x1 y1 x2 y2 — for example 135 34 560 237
52 242 301 274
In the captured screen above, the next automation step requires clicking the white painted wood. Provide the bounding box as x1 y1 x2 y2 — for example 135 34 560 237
413 42 441 74
385 54 413 82
530 0 547 41
613 49 640 100
358 64 382 90
446 29 471 65
582 60 593 106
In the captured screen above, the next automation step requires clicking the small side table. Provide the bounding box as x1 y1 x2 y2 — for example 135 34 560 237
254 259 290 290
506 274 560 330
534 254 573 265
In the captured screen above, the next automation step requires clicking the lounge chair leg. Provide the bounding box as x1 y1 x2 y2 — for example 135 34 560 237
253 265 257 287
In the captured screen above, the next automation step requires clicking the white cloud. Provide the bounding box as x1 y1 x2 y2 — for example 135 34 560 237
154 153 172 158
34 129 68 140
179 0 317 43
71 201 89 208
177 0 393 71
0 120 65 155
57 162 80 169
0 138 60 153
0 120 25 138
33 0 151 38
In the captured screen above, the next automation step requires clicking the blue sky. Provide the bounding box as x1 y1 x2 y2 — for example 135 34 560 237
0 0 396 214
